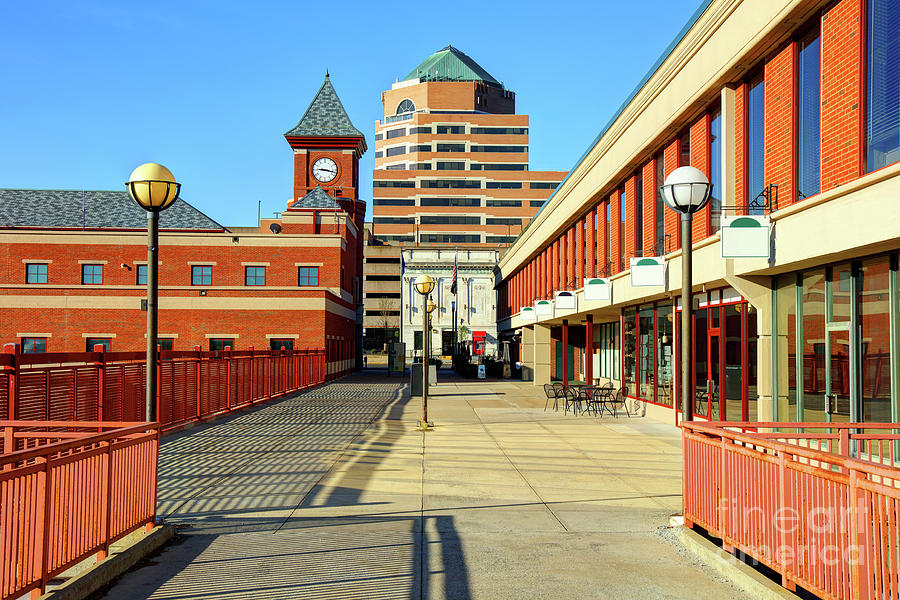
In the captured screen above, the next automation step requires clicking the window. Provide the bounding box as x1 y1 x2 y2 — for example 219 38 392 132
209 338 234 351
655 152 665 254
747 73 766 213
386 128 406 139
709 107 722 232
635 172 644 256
158 338 173 351
411 126 432 134
191 265 212 286
81 264 103 285
245 266 265 286
374 133 383 141
619 189 625 270
21 337 46 353
25 263 47 284
598 321 620 380
485 199 522 207
436 143 465 152
374 180 415 188
298 266 319 286
374 151 383 158
414 144 432 152
470 145 527 153
413 163 432 170
470 163 527 171
85 338 111 352
486 217 523 226
866 0 900 172
385 164 407 170
470 127 528 135
419 216 480 225
270 338 294 351
436 125 465 134
485 235 517 244
436 161 465 170
373 198 415 206
396 99 415 114
373 217 414 224
385 146 406 157
136 264 147 285
530 200 545 207
529 182 558 190
485 181 522 189
420 179 480 189
797 26 821 199
419 234 482 243
420 197 481 207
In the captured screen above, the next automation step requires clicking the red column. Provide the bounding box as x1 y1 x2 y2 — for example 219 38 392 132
575 216 585 284
565 226 574 289
562 319 569 386
553 238 561 291
643 160 657 255
690 113 712 239
664 139 681 249
625 175 637 267
765 40 797 206
610 191 621 274
585 314 594 386
598 201 608 275
586 207 596 278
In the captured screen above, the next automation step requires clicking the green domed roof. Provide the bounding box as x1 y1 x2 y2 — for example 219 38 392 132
403 46 501 87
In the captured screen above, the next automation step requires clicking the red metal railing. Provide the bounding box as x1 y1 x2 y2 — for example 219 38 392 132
1 421 159 600
0 347 326 430
683 421 900 599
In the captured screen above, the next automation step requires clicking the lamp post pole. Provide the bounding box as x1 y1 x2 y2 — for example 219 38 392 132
680 214 693 422
126 162 181 424
422 291 429 425
146 211 159 423
659 166 711 424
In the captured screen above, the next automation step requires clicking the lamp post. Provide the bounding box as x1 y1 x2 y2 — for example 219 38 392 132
660 166 711 423
414 274 436 428
126 163 181 423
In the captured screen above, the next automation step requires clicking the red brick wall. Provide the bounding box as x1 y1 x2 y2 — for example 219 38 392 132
624 176 637 266
734 82 748 213
567 225 576 288
586 207 596 278
553 238 561 290
821 0 863 190
609 191 621 274
642 160 656 255
663 139 681 249
690 113 711 240
575 216 585 282
598 201 608 276
765 41 797 206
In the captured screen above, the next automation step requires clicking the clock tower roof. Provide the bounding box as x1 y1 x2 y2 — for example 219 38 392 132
285 75 365 140
288 186 343 210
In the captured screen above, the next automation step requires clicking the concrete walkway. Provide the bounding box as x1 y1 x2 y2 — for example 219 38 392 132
97 372 745 599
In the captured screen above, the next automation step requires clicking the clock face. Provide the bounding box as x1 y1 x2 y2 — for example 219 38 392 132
312 157 338 183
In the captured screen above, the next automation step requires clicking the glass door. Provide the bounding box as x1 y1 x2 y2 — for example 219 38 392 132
723 303 743 420
825 263 855 423
708 331 721 419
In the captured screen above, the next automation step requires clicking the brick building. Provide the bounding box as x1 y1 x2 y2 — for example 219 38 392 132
0 74 366 377
497 0 900 427
371 46 567 246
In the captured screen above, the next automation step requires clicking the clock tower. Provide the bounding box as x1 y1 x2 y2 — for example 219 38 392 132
284 73 367 227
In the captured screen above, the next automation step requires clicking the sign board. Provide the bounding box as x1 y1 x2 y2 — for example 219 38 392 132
584 277 611 301
534 299 553 316
721 215 770 258
630 257 665 287
554 290 576 310
520 306 536 323
388 342 405 376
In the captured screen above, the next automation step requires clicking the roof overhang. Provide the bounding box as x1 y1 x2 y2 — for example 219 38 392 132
285 135 367 158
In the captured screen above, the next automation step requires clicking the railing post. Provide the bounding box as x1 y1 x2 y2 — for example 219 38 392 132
2 343 18 421
37 455 51 598
93 346 106 424
195 347 202 419
777 449 797 592
249 347 255 402
720 436 734 554
96 439 113 562
849 468 871 600
225 347 232 411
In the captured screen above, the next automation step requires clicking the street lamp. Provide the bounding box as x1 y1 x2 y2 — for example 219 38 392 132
414 275 435 429
126 163 181 423
660 166 711 423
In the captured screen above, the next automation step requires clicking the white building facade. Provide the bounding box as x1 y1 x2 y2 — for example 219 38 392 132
400 247 499 360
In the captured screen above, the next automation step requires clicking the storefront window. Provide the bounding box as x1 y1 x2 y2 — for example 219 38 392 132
859 257 892 422
776 276 798 422
723 304 742 420
597 321 620 381
623 309 637 396
656 304 674 407
801 270 827 422
639 305 655 401
747 305 758 420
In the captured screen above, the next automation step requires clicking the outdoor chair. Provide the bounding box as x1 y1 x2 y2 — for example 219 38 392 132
609 387 630 417
552 383 567 411
543 383 558 411
563 385 581 415
585 382 614 416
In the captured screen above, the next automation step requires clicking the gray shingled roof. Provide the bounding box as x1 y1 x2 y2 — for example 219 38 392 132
289 186 342 210
0 189 226 231
284 75 365 138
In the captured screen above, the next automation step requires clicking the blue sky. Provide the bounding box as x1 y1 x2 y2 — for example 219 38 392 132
0 0 702 225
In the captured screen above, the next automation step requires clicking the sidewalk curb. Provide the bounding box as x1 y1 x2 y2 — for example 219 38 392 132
41 525 175 600
676 524 800 600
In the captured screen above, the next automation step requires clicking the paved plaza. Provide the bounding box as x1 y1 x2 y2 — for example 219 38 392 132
97 372 745 599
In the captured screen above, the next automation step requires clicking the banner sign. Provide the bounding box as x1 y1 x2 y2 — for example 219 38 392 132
721 215 770 258
583 277 610 301
534 299 553 316
554 290 576 310
630 257 665 287
520 306 536 322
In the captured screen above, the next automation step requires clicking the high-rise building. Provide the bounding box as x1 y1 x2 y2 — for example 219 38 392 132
371 46 566 246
